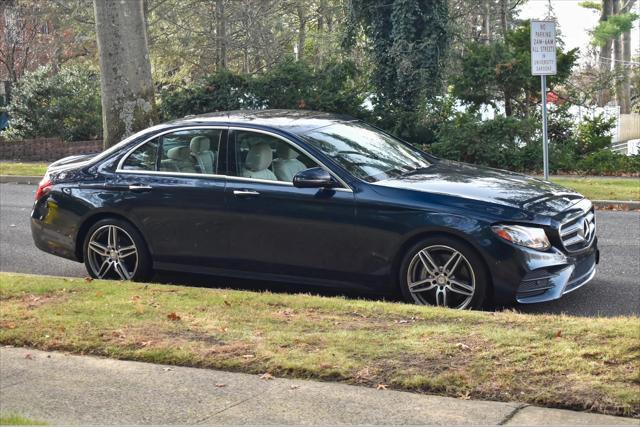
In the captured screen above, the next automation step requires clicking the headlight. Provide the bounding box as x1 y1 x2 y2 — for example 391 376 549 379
491 225 550 250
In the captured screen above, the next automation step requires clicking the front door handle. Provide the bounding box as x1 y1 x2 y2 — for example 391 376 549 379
233 189 260 197
129 184 153 192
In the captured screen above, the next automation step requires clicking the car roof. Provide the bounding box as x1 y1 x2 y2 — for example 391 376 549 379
164 109 357 135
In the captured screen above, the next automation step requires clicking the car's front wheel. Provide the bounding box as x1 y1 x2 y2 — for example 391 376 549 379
83 218 152 281
399 236 488 310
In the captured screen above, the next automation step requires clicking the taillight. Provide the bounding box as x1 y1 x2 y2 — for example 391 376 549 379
35 176 52 200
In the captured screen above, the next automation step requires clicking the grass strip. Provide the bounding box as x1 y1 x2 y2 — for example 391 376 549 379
0 272 638 417
0 162 48 177
0 414 47 425
550 177 639 201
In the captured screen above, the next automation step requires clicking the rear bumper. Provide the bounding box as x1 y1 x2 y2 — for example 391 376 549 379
31 202 80 262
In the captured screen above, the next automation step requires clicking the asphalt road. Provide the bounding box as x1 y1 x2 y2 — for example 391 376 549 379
1 182 638 317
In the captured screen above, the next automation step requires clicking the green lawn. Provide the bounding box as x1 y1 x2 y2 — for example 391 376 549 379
550 177 639 201
0 414 46 425
1 272 638 417
0 162 48 176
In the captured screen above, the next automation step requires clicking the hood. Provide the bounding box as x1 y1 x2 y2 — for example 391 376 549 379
373 160 584 215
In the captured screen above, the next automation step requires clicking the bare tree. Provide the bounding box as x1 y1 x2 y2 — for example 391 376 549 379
93 0 157 149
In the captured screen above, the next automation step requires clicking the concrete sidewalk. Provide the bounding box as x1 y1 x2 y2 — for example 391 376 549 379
0 347 636 425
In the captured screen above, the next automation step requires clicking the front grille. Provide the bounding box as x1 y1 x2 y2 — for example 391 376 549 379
559 209 596 252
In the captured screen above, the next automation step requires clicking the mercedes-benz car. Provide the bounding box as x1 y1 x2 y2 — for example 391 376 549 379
31 110 599 309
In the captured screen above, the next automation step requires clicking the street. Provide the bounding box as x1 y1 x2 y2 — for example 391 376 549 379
1 182 638 317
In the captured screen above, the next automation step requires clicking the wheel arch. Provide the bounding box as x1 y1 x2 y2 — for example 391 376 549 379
391 229 495 301
75 212 148 261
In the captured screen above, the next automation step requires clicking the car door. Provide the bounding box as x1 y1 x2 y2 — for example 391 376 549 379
223 128 360 285
115 127 229 271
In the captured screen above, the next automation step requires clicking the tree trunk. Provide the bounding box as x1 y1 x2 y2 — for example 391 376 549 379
612 0 624 112
93 0 157 149
620 0 636 114
297 4 306 60
499 0 508 38
483 0 492 44
598 0 613 106
216 0 227 70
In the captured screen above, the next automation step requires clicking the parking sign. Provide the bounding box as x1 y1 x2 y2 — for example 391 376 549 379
531 20 557 76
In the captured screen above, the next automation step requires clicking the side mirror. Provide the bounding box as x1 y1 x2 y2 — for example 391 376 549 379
293 167 338 189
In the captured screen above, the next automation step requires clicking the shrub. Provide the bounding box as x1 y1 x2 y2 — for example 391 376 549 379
160 59 369 121
2 64 102 141
577 150 640 175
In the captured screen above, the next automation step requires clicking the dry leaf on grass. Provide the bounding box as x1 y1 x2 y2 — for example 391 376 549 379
84 277 93 283
555 330 562 338
167 312 181 321
260 373 274 380
376 383 388 390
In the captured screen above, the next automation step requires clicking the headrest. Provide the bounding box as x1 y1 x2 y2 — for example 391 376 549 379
245 142 273 172
167 146 191 161
276 144 299 160
190 136 210 153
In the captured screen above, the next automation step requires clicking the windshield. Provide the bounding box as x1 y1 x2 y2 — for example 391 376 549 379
301 122 432 182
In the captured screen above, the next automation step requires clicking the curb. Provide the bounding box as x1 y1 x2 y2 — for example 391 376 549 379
1 175 638 210
0 175 42 184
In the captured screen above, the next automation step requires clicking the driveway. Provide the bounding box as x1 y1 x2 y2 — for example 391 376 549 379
1 182 638 317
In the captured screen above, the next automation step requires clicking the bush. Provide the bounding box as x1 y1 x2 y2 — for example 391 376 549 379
577 150 640 175
431 111 539 171
160 59 369 121
2 65 102 141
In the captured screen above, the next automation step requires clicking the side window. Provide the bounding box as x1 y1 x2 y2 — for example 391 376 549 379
158 129 222 174
235 131 317 182
122 139 159 171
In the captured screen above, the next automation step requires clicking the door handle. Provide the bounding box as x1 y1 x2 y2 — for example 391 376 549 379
233 189 260 197
129 184 153 192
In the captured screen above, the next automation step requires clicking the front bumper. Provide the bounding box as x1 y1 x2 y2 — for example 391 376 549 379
515 239 599 304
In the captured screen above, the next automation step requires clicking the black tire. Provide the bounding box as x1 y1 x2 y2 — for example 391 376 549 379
399 235 489 310
82 218 153 282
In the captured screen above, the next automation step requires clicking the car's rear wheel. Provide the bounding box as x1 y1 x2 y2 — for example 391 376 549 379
399 236 488 310
83 218 152 281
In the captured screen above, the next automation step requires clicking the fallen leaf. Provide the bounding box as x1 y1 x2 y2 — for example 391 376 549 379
95 291 103 297
260 373 274 380
290 385 300 390
4 322 16 329
167 312 181 321
224 300 231 307
456 343 471 351
215 383 226 388
84 277 93 283
24 353 34 360
163 367 173 372
131 295 141 301
376 383 388 390
555 330 562 338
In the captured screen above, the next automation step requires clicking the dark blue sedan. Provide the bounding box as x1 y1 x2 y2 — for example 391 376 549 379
31 110 599 309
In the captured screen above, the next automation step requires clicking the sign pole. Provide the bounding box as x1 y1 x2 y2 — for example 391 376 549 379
541 75 549 180
531 20 556 181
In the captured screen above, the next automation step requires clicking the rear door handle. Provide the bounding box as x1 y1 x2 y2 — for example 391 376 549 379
233 189 260 197
129 184 153 192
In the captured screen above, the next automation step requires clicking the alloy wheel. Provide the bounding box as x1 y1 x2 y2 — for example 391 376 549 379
87 225 138 280
406 245 476 309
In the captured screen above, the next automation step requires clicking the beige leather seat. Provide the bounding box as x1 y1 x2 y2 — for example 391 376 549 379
161 146 197 173
190 136 215 174
273 145 307 182
241 142 277 181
